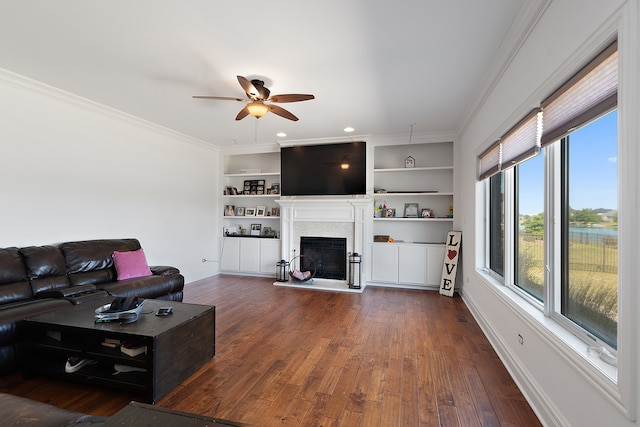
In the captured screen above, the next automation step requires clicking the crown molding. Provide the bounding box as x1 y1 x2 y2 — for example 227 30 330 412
0 67 218 152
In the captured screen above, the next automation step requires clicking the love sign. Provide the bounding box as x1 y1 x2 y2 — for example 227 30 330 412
439 231 461 297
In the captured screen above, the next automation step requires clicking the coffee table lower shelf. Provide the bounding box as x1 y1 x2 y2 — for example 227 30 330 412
23 298 215 403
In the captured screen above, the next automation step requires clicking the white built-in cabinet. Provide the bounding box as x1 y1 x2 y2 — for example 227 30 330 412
370 243 445 289
220 151 281 277
220 237 281 276
368 141 453 288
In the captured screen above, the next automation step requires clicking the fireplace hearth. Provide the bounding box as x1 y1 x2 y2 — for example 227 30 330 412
300 237 347 280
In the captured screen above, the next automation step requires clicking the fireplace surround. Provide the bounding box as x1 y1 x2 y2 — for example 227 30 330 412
276 198 371 292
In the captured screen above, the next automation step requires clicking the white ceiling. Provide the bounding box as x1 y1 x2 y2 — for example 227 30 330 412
0 0 525 148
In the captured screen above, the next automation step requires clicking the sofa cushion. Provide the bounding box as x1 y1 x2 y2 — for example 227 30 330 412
19 246 71 295
113 248 152 281
97 274 183 299
0 248 33 305
0 298 72 346
60 239 141 286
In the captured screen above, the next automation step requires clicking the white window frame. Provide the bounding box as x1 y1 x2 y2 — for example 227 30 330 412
476 11 638 417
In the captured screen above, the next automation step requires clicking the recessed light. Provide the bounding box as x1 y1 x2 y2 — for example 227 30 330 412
344 127 355 133
276 132 287 137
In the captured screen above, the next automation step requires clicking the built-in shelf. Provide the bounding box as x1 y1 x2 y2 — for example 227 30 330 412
373 217 453 222
374 192 454 197
223 172 280 178
223 194 280 199
373 166 453 173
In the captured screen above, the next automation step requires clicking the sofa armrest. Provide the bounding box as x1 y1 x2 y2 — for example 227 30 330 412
35 284 97 299
150 265 180 276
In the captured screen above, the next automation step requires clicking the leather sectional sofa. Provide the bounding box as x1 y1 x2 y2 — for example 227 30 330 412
0 238 184 374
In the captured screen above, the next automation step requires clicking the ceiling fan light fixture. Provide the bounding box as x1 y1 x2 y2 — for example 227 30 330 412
247 102 270 118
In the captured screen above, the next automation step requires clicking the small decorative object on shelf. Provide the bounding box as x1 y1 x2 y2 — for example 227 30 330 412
404 203 419 218
404 156 415 168
348 252 362 289
421 208 434 218
375 201 387 217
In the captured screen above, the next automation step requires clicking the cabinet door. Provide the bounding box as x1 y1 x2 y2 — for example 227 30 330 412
371 244 399 282
398 245 427 285
426 246 445 286
239 239 261 273
260 239 281 275
220 238 240 271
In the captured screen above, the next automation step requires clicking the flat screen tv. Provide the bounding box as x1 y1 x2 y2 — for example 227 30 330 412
281 141 367 196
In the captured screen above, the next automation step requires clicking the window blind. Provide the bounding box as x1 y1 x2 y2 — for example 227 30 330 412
500 108 542 171
541 41 617 146
478 140 501 180
478 109 541 180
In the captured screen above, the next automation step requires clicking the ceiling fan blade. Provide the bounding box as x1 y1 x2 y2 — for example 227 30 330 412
268 105 299 121
235 106 250 121
237 75 260 100
192 95 246 102
267 94 315 103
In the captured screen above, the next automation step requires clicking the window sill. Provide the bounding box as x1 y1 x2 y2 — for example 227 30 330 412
474 269 623 410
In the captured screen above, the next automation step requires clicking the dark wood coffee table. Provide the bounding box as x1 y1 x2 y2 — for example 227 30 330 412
23 297 215 403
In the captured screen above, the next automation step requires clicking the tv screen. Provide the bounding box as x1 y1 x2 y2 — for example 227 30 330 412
281 141 367 196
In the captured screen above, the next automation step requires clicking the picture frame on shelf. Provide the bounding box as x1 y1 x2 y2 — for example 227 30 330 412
250 223 262 236
421 208 434 218
271 183 280 194
271 207 280 217
245 207 256 216
384 208 396 218
224 205 235 216
404 203 419 218
256 206 266 217
236 207 245 216
225 186 236 195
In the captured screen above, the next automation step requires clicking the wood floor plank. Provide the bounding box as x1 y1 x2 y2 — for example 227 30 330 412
1 275 541 427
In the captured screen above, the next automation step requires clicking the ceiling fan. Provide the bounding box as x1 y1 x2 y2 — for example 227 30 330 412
193 75 315 121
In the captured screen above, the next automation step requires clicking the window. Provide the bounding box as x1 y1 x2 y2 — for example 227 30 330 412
482 41 618 352
515 153 545 302
488 173 504 277
560 110 618 348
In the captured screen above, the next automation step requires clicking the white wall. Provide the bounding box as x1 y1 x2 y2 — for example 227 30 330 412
0 69 221 283
459 0 639 426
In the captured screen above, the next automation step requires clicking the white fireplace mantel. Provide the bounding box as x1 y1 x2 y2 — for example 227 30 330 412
276 197 372 283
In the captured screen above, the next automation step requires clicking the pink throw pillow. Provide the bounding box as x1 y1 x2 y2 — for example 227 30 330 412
112 248 152 281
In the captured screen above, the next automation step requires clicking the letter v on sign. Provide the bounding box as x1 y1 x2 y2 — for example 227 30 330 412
439 231 461 297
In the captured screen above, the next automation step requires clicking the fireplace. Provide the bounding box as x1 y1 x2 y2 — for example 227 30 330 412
276 198 371 292
300 237 347 280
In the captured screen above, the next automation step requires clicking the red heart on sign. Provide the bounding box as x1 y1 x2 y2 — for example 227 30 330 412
448 250 457 260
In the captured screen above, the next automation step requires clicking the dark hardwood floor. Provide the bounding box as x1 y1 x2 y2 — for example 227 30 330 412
1 275 541 426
